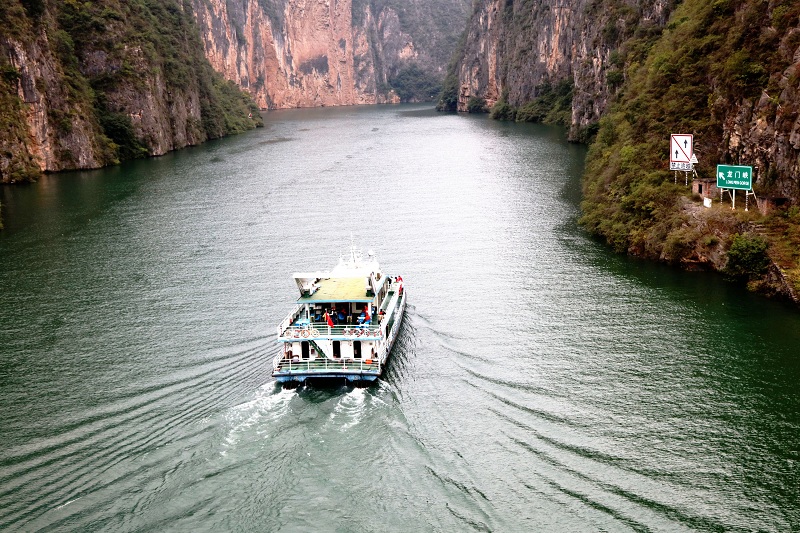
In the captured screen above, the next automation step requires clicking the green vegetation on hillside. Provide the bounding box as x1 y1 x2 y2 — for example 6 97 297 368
387 63 441 102
435 30 467 112
0 4 44 182
56 0 262 142
489 80 573 125
0 0 262 184
580 0 800 293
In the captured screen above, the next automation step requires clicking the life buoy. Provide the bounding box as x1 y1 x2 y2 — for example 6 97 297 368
311 329 319 337
301 329 310 338
365 359 373 365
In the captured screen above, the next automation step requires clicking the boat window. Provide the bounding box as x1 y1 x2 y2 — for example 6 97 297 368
301 341 310 359
353 341 361 359
333 340 341 358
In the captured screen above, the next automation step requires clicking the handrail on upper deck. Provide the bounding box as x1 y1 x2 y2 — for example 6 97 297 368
280 323 383 339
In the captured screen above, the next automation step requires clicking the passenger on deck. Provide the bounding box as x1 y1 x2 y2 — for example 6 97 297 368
337 309 346 323
359 307 371 327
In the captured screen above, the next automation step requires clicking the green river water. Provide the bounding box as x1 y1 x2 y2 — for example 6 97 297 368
1 104 799 532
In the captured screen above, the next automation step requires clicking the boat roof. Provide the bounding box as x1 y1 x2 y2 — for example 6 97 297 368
296 277 373 304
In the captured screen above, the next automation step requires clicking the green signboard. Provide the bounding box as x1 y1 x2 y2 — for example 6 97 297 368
716 164 753 190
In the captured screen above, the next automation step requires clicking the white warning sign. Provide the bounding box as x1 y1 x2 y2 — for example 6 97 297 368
670 134 693 171
670 134 693 163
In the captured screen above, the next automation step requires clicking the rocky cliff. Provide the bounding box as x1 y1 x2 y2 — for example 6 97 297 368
191 0 469 109
448 0 800 301
442 0 673 139
580 0 800 299
449 0 800 205
0 0 264 183
0 0 469 184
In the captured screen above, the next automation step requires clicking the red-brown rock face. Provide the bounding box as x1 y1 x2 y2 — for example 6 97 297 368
193 0 422 108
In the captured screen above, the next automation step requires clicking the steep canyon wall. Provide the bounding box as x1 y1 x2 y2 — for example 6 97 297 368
451 0 800 201
192 0 469 109
451 0 800 301
450 0 672 138
0 0 469 183
0 0 262 182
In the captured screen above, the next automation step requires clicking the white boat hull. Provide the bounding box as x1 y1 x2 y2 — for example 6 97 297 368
273 273 406 384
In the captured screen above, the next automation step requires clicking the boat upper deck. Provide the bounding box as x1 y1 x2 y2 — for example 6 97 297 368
278 281 403 340
296 277 374 304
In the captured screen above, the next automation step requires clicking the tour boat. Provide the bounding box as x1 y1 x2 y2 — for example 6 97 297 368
272 246 406 384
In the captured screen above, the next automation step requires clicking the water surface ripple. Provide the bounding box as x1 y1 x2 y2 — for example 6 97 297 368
1 105 799 531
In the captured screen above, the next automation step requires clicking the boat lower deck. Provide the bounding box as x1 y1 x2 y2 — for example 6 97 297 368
273 356 380 383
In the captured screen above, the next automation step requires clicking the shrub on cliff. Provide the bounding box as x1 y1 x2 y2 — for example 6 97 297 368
466 96 487 113
515 80 573 125
436 72 459 111
725 234 770 280
489 97 516 120
98 111 149 161
389 64 441 102
0 56 41 183
436 27 468 112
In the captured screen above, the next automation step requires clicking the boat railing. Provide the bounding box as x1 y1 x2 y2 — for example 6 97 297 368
276 305 303 337
280 323 383 339
273 356 380 373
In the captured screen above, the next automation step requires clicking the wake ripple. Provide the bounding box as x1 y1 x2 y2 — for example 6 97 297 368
0 339 272 530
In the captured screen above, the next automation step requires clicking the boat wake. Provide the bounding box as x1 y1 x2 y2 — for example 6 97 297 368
327 388 368 431
220 386 294 455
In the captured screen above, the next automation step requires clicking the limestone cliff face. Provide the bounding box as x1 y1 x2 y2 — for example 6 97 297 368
453 0 672 138
0 1 261 183
191 0 465 108
724 63 800 201
2 30 107 177
0 0 467 183
454 0 800 201
193 0 389 107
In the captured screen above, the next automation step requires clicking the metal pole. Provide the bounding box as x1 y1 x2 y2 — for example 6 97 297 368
745 191 749 212
732 189 736 210
685 171 689 187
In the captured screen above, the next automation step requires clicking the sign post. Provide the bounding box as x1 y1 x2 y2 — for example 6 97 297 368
716 164 753 211
716 164 753 190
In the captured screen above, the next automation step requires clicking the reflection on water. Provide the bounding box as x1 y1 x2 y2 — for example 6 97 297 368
1 104 798 531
